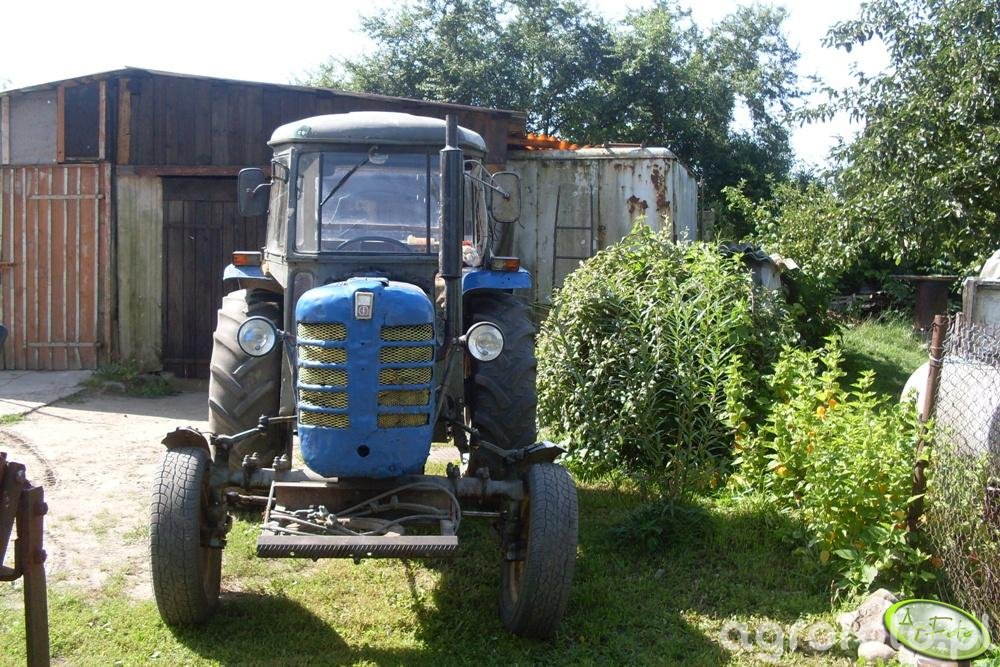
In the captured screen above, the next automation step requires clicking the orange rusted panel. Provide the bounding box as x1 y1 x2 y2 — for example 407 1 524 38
0 164 111 369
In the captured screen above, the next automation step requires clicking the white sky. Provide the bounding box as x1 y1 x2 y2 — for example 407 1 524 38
0 0 887 169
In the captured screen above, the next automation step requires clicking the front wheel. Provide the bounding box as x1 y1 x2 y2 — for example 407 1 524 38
150 446 222 625
500 463 579 639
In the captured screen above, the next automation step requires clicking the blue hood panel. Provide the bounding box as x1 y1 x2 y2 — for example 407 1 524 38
295 277 436 478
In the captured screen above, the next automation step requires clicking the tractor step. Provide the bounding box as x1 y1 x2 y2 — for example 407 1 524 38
256 534 458 559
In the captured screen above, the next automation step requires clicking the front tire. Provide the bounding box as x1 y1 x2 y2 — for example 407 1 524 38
208 289 287 469
150 447 222 625
466 292 537 475
500 463 578 639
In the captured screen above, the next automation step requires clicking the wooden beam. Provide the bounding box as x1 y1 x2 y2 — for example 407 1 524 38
56 86 65 163
118 165 268 177
116 79 131 165
98 80 107 161
1 96 9 164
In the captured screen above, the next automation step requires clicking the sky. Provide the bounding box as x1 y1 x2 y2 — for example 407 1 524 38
0 0 887 168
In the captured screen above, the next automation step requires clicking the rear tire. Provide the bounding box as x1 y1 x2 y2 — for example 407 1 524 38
208 289 287 469
465 292 536 475
150 447 222 625
500 463 578 639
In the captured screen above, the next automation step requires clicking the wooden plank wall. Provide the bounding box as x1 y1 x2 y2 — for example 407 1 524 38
115 173 162 369
0 164 112 369
120 74 520 168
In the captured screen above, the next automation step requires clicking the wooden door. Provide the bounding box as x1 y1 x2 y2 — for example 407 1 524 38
0 164 112 369
161 177 266 378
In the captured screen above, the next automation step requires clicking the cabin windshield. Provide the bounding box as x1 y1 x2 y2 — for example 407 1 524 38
295 149 440 254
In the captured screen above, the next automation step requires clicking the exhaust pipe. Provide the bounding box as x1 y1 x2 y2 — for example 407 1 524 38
440 115 464 345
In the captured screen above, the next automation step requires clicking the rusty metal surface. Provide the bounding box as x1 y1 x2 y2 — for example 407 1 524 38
508 147 700 303
0 164 112 369
1 452 51 666
256 534 458 559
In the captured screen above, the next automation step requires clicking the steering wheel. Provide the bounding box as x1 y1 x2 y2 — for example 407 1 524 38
335 236 414 253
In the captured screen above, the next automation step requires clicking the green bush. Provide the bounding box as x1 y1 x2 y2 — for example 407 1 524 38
537 225 797 498
731 341 933 597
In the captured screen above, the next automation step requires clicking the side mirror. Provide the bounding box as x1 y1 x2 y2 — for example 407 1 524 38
237 168 270 217
489 171 521 224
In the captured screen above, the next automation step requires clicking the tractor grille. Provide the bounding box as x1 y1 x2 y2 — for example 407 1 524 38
377 323 435 428
378 413 430 428
379 346 434 363
298 322 346 341
299 367 347 386
381 324 434 342
301 411 349 429
378 389 430 407
379 367 432 385
301 390 348 409
300 345 347 364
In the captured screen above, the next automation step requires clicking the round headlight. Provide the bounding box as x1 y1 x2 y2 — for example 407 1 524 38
237 317 278 357
465 322 504 362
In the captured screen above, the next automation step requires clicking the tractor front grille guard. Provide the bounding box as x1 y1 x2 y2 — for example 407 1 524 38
262 481 462 538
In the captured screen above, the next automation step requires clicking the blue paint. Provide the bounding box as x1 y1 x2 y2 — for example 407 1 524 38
295 277 436 478
461 267 532 293
222 263 266 281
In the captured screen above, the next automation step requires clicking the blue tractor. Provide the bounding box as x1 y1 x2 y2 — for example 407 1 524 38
149 112 578 639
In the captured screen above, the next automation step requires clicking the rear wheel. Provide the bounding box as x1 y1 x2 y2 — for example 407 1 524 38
208 289 288 469
465 292 536 475
500 463 578 639
150 446 222 625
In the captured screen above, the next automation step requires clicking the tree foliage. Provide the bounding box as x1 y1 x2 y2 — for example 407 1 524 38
815 0 1000 274
304 0 803 205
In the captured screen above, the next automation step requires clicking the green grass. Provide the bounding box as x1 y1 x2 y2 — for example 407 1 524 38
85 360 176 398
0 413 25 425
839 316 928 398
0 482 859 666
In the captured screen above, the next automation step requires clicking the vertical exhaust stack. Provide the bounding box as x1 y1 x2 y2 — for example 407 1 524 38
440 115 464 345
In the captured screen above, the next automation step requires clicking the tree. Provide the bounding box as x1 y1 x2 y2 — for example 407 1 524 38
817 0 1000 274
304 0 804 209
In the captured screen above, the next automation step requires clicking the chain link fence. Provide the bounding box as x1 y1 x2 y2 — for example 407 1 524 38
923 315 1000 621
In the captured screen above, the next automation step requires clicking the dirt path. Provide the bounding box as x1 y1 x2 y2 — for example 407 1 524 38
0 385 208 599
0 384 460 599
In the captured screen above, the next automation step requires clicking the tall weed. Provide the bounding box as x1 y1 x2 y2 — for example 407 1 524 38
537 225 797 498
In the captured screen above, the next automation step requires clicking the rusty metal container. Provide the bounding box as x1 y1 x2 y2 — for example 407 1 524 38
507 147 699 303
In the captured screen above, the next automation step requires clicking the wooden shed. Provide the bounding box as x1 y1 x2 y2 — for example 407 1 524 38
0 68 525 376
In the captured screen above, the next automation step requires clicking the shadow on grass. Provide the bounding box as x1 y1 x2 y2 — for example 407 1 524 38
841 346 921 398
163 485 841 666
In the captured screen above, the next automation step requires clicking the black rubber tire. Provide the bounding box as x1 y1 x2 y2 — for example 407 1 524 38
466 291 537 452
208 289 287 469
150 446 222 626
500 463 579 639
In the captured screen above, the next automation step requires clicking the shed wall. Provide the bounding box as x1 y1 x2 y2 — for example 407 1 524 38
120 74 519 167
116 173 163 369
9 91 57 164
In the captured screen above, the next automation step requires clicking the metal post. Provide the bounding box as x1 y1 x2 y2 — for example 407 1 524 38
908 313 948 533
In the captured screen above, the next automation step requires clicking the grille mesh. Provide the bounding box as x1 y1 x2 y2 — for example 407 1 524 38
300 345 347 364
301 411 349 428
378 413 429 428
379 346 434 363
379 367 432 386
298 322 346 341
299 367 347 386
381 324 434 342
301 390 348 409
378 390 430 407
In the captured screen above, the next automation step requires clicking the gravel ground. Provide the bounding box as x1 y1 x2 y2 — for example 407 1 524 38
0 383 460 598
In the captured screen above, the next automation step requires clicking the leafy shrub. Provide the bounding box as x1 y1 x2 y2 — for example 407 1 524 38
731 341 933 596
537 225 797 498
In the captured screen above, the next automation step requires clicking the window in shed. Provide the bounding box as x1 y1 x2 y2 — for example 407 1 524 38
60 82 102 161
